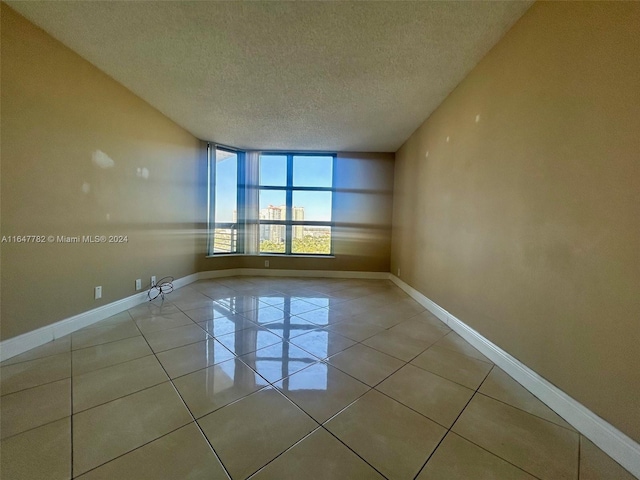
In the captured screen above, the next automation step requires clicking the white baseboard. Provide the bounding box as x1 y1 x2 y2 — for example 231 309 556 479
233 268 390 279
172 272 201 289
0 269 388 362
199 268 243 280
199 268 388 280
0 290 148 362
389 274 640 479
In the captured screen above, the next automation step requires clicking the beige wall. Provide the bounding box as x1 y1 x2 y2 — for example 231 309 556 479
198 152 394 273
1 5 203 340
392 2 640 441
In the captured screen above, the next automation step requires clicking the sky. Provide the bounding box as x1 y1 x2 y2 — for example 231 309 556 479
215 152 333 223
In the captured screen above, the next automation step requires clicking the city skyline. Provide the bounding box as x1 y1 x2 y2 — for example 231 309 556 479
259 204 305 243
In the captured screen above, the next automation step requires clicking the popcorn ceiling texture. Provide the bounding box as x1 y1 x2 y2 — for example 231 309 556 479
8 1 532 152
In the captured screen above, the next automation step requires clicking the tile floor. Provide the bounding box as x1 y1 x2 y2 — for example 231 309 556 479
0 276 635 479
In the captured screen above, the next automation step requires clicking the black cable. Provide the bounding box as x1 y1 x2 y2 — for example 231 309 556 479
147 276 174 301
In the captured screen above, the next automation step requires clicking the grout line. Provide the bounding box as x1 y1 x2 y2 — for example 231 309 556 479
578 432 582 480
433 346 494 366
69 381 173 416
165 388 233 480
1 349 71 369
70 423 195 479
0 372 71 398
245 426 324 479
413 434 450 480
0 345 71 368
317 389 369 425
271 362 372 426
400 350 494 390
474 390 579 433
0 413 70 443
190 383 273 422
70 332 143 353
372 375 464 431
71 378 169 415
440 431 546 480
357 334 443 364
412 365 493 479
322 349 403 388
161 350 241 382
320 426 391 479
72 352 156 378
427 341 494 365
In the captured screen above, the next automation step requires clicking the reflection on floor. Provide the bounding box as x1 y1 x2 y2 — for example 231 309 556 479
0 276 635 479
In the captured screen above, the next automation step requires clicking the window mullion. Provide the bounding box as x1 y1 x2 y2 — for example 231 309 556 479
330 154 337 256
236 151 245 254
285 154 293 255
207 143 216 255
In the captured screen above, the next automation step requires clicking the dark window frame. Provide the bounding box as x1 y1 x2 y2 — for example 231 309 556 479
208 144 246 255
259 152 336 256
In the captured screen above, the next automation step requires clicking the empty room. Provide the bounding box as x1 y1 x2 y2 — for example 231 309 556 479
1 1 638 479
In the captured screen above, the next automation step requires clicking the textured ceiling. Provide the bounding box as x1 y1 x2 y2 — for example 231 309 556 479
8 1 532 152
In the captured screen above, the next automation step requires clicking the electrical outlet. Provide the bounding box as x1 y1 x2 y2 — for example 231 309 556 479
151 275 156 287
265 260 269 268
95 286 102 300
135 279 142 291
397 268 401 278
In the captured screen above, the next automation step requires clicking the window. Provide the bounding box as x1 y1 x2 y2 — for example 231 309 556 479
208 145 334 256
259 154 334 255
208 146 244 254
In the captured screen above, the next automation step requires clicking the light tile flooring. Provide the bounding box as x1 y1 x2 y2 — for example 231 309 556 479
0 276 635 480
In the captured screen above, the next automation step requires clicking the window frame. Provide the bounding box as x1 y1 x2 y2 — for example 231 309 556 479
207 145 336 257
207 144 246 255
258 152 336 256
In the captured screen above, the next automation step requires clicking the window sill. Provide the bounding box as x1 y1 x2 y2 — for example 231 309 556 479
205 254 336 259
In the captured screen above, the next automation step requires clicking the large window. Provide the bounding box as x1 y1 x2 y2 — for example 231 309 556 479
208 146 244 254
208 146 334 256
259 154 334 255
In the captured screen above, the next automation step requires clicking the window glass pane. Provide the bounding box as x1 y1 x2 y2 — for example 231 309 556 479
214 149 237 223
293 156 332 187
292 226 331 255
260 224 286 253
292 191 332 222
213 226 237 253
260 155 287 186
259 190 286 216
259 189 287 254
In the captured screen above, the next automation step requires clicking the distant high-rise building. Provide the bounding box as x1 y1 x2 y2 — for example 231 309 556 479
259 205 305 244
292 206 304 240
259 205 285 243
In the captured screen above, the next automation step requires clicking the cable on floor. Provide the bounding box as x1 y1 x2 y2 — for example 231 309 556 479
148 276 174 301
